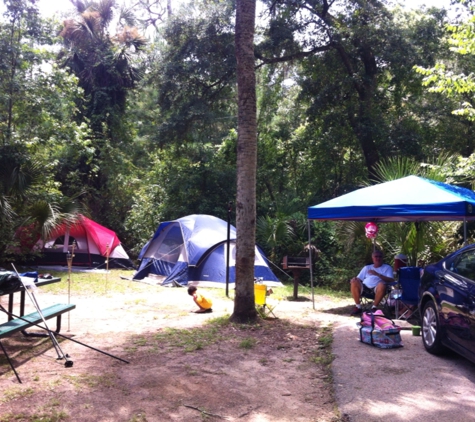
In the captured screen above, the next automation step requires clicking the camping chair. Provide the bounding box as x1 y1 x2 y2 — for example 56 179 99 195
395 267 422 321
254 284 277 318
360 282 396 317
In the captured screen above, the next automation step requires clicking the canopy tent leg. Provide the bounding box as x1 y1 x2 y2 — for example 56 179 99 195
307 220 315 310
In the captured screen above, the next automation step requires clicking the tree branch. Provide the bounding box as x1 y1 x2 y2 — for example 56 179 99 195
255 44 332 68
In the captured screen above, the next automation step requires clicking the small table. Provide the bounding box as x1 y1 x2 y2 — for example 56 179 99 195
3 277 61 321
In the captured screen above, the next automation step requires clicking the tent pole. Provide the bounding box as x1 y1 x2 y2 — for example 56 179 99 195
307 220 314 310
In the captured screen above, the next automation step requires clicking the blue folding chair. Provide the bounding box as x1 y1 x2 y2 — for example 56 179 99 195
396 267 422 320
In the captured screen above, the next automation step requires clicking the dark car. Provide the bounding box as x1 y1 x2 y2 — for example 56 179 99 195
418 243 475 363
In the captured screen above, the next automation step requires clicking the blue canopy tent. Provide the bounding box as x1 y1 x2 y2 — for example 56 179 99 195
308 176 475 222
306 175 475 306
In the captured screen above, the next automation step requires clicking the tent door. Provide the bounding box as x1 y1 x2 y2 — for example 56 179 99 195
63 231 70 253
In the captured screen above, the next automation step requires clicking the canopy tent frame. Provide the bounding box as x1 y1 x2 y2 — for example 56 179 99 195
306 176 475 309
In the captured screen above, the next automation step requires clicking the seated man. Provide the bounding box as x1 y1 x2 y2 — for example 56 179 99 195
350 250 394 316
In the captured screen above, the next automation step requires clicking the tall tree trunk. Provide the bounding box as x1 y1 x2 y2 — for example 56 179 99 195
334 40 380 180
6 13 19 145
230 0 258 323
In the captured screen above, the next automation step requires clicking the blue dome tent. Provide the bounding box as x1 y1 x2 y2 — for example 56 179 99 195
133 214 281 288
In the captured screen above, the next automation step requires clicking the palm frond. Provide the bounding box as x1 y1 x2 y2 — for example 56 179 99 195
97 0 116 27
371 157 420 184
71 0 88 14
118 6 137 28
421 153 459 182
26 194 85 242
0 196 15 222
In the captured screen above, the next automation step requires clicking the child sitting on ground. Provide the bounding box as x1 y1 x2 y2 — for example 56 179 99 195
187 286 213 313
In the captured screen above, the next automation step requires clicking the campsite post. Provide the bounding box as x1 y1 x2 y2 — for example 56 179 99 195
105 241 111 293
226 202 232 297
67 241 75 331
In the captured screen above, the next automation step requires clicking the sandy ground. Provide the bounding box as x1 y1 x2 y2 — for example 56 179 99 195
0 280 342 422
332 317 475 422
2 277 475 422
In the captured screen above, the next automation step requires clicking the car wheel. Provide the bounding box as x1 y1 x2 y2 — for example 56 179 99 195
422 300 446 355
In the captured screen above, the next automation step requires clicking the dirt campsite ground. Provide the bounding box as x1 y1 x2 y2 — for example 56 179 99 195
0 273 351 422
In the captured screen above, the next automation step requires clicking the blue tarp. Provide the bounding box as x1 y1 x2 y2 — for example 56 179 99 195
134 214 281 287
308 176 475 222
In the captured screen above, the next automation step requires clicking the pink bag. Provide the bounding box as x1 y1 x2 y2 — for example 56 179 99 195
358 311 403 349
360 310 395 330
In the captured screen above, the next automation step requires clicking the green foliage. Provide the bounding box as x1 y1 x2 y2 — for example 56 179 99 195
148 0 237 146
415 10 475 122
2 0 475 294
58 0 147 142
123 141 236 254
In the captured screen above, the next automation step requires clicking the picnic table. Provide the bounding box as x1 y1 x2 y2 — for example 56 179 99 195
0 274 74 337
0 272 126 384
3 275 61 321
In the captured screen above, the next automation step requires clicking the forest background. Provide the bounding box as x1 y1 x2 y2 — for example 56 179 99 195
2 0 475 291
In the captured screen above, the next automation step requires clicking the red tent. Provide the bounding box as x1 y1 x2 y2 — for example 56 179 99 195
18 215 133 269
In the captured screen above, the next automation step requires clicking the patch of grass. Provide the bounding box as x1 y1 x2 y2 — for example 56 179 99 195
1 387 35 403
257 282 351 302
207 315 231 327
48 398 61 407
125 298 147 306
15 269 146 296
63 373 115 389
133 336 148 347
184 364 199 376
0 409 68 422
28 267 350 305
238 337 257 349
128 412 148 422
319 333 333 348
152 316 231 353
311 326 335 376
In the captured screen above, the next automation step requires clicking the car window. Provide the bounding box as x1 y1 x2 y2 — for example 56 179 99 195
451 251 475 280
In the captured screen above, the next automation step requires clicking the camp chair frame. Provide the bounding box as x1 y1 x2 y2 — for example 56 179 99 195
360 282 396 317
395 267 422 321
256 302 277 319
254 284 277 319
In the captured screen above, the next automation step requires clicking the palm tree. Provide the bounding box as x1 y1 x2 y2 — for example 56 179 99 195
59 0 147 142
230 0 258 323
0 145 41 225
0 146 84 262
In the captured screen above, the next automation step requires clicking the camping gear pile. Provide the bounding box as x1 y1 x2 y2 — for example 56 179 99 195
0 270 21 294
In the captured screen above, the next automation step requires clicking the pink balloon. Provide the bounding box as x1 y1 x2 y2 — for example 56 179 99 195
365 222 378 239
